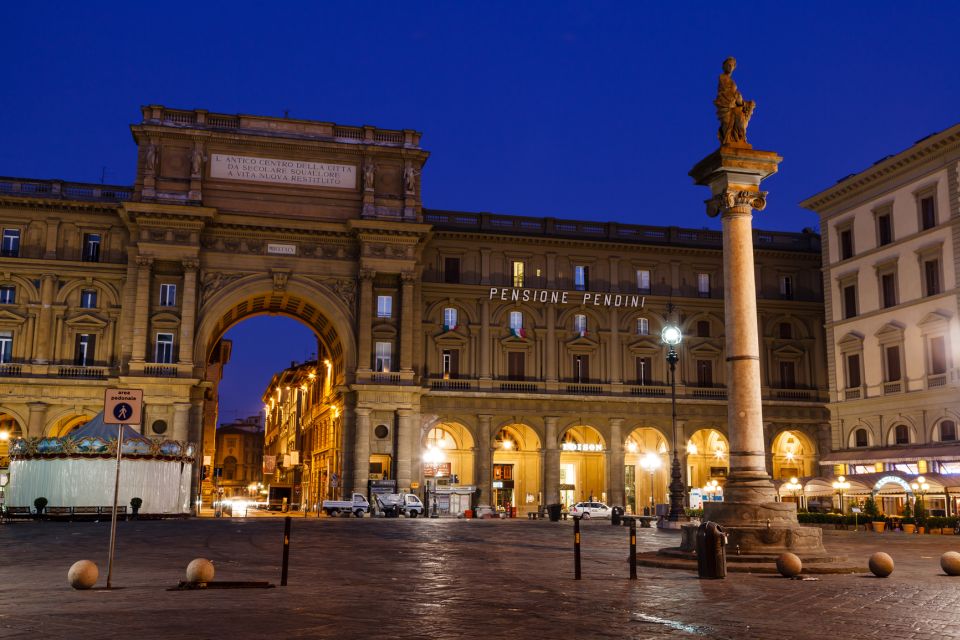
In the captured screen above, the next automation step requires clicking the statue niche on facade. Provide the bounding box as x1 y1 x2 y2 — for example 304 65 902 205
715 57 755 147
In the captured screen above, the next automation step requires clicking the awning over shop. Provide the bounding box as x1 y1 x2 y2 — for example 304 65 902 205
818 444 960 465
774 471 960 496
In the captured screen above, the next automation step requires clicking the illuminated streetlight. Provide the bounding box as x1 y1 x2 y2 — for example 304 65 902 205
640 451 661 514
784 476 803 510
661 308 685 522
832 475 850 514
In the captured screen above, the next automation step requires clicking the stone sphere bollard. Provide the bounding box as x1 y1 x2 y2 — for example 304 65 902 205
940 551 960 576
68 560 99 590
868 552 894 577
776 552 803 578
185 558 215 584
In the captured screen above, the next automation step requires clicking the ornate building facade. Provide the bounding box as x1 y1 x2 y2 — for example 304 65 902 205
0 106 828 513
213 414 264 499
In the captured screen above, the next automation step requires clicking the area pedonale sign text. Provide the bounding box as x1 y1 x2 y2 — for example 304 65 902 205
489 287 645 309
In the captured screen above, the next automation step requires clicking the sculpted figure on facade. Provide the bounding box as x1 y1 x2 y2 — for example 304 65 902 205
363 160 376 191
145 143 158 175
714 57 755 147
404 163 417 194
191 145 204 177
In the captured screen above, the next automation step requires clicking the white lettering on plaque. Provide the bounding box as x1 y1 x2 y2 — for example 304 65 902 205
209 154 357 189
267 243 297 256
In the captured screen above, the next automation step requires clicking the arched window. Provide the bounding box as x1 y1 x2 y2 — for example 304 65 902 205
854 428 869 448
573 314 587 336
223 456 237 481
426 427 457 450
941 420 957 442
779 322 793 339
496 428 519 451
894 424 909 445
696 320 710 337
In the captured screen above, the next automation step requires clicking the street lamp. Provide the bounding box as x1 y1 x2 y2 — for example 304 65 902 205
784 476 803 510
703 479 720 502
661 313 685 522
832 475 850 514
424 445 443 518
910 476 930 523
639 451 661 515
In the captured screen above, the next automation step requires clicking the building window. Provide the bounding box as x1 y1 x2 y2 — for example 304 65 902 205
880 272 897 308
159 283 177 307
845 353 861 389
573 354 589 382
441 349 459 378
507 351 525 381
509 311 524 338
876 212 893 246
929 336 947 375
637 317 649 336
842 283 857 319
223 456 237 481
894 425 909 445
74 333 96 366
884 345 902 382
636 357 653 385
573 314 587 336
374 341 392 372
697 273 710 297
854 428 869 448
779 361 796 389
0 285 14 304
376 295 392 318
696 359 713 386
924 259 941 296
940 420 957 442
1 229 20 257
696 320 710 338
778 322 793 339
636 269 650 293
779 275 793 300
0 331 12 363
839 227 854 260
512 261 525 288
442 307 458 331
919 195 936 230
574 265 589 291
82 233 101 262
155 333 174 364
80 289 97 308
444 257 461 284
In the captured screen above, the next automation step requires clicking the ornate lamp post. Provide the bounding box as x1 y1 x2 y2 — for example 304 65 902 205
911 476 929 526
639 452 661 515
661 316 686 522
832 475 850 514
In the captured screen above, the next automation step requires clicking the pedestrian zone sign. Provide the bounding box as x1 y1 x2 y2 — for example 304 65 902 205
103 388 144 425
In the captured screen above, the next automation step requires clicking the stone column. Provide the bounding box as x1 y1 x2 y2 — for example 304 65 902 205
479 298 491 380
178 258 199 367
352 408 371 495
609 307 621 384
476 414 493 510
172 402 192 441
396 408 415 490
479 249 491 285
607 418 625 507
544 416 560 506
608 256 620 292
357 270 375 372
27 402 47 438
33 275 56 364
690 145 824 554
130 255 153 363
400 272 415 373
545 306 557 383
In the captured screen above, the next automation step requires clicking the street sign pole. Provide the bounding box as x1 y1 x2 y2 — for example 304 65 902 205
102 388 144 590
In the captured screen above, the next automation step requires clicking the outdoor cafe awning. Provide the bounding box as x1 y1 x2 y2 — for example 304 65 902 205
818 443 960 465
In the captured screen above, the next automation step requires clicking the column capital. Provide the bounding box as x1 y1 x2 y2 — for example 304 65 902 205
397 408 414 418
706 189 767 217
182 257 200 271
400 271 417 284
359 268 376 282
136 254 154 268
355 407 372 417
608 417 624 428
27 401 47 411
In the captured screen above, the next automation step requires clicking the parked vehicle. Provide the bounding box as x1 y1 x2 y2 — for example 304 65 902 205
569 501 612 519
321 493 369 517
267 484 293 511
375 493 425 518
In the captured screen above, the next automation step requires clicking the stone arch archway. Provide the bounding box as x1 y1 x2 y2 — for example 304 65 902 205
624 426 671 514
770 429 817 480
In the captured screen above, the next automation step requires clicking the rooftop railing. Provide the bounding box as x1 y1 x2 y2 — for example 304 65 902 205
0 178 132 203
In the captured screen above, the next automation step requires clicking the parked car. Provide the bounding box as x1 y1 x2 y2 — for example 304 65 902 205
569 501 612 519
375 493 425 517
322 493 370 517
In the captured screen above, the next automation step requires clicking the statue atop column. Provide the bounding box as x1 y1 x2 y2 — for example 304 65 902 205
714 57 755 147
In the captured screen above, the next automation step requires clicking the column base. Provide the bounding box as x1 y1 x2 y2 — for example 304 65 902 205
680 500 825 555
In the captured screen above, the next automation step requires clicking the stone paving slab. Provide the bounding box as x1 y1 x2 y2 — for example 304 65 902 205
2 519 960 639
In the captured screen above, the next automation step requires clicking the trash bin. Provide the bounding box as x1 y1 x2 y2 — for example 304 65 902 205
611 506 624 526
464 509 473 519
547 504 562 522
695 521 728 579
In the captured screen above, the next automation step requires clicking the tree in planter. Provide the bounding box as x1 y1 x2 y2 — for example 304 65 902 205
130 497 143 519
34 497 48 516
914 499 927 531
863 494 880 520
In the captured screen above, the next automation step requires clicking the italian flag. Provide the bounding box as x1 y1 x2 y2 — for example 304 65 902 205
510 327 526 338
443 324 458 332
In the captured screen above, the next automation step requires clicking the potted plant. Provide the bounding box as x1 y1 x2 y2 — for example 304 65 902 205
130 497 143 519
902 516 916 534
914 501 927 534
863 495 885 532
34 496 48 517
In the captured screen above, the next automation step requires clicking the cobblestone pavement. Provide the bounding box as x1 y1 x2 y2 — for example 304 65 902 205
2 518 960 639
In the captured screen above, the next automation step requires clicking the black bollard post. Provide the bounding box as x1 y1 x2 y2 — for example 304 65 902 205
574 516 582 580
629 518 637 580
281 516 291 586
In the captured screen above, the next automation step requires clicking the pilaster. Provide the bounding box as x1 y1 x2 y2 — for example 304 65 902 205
178 258 199 367
357 269 375 372
130 254 154 363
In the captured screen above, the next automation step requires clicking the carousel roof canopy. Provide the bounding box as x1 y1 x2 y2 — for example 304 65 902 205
67 412 151 443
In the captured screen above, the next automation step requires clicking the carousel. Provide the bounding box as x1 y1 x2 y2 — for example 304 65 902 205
5 412 194 514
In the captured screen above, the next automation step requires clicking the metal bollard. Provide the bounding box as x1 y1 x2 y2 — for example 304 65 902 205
574 516 582 580
281 516 291 586
629 518 637 579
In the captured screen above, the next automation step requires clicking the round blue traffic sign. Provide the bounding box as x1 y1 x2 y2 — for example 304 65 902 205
113 403 133 422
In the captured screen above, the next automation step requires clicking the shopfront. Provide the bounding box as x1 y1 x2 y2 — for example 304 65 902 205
558 425 605 507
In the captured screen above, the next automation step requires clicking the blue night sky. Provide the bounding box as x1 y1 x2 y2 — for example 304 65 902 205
1 2 956 419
